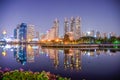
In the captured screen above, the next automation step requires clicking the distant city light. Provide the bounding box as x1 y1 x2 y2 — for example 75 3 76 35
2 30 7 35
5 38 12 42
2 51 7 56
87 31 90 35
5 45 11 48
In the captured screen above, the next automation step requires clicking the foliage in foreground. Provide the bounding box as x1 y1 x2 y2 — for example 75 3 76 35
0 69 70 80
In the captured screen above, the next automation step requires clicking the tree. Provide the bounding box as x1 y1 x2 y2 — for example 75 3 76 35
63 34 70 43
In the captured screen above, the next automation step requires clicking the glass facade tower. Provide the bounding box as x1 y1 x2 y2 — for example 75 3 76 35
19 23 27 41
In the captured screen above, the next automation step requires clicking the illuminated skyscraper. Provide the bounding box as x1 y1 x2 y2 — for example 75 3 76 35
48 27 56 40
14 26 20 40
36 31 40 40
69 17 76 40
75 16 81 39
70 17 75 32
90 30 95 37
64 17 69 35
19 23 27 41
14 23 36 42
40 33 46 40
102 33 107 38
45 18 59 40
96 31 101 38
53 18 59 39
27 25 35 42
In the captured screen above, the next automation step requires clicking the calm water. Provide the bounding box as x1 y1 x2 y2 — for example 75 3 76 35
0 44 120 80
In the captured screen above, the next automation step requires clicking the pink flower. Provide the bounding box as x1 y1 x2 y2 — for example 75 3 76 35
19 68 24 72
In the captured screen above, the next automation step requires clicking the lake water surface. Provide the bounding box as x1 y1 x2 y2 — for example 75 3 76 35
0 44 120 80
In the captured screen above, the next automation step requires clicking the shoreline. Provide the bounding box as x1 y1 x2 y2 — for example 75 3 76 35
41 44 120 47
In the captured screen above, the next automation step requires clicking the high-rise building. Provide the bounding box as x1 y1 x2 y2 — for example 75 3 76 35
44 18 59 41
48 27 56 40
64 17 69 35
14 26 19 40
110 32 116 37
75 16 81 39
70 17 75 32
96 31 101 38
14 23 35 42
40 33 46 40
81 32 86 37
19 23 27 41
27 25 35 42
103 33 107 38
36 31 39 39
90 30 95 37
63 16 81 40
53 18 59 39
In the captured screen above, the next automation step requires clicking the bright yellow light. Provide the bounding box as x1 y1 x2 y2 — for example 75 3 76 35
2 51 7 56
56 39 59 42
41 40 44 42
3 30 7 35
27 39 31 42
48 40 51 41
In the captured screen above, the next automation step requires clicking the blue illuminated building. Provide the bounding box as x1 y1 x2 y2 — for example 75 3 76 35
14 23 27 42
19 23 27 41
14 28 18 39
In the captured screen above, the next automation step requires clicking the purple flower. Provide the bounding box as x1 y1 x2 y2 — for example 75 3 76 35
4 68 10 72
0 70 3 74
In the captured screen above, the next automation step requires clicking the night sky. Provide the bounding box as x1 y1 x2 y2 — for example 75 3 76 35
0 0 120 36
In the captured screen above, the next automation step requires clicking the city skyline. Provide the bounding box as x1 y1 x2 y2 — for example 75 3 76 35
0 0 120 36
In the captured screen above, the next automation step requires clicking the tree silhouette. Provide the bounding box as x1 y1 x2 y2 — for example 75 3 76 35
63 34 70 42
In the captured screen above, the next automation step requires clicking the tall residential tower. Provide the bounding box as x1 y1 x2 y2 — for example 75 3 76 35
64 18 69 35
75 16 81 39
53 18 59 39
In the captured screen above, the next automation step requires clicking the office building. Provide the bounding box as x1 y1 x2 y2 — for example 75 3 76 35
19 23 27 41
27 25 35 42
75 16 81 39
14 26 19 40
53 18 59 39
64 17 69 35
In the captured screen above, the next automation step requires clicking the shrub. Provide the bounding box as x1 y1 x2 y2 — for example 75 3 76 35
0 70 70 80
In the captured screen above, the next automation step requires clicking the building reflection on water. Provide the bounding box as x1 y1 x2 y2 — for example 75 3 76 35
14 45 27 65
42 48 59 68
64 49 81 70
26 45 34 63
13 45 40 65
0 44 119 70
